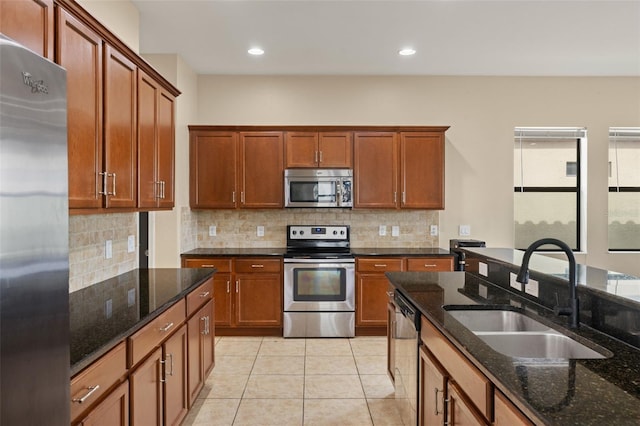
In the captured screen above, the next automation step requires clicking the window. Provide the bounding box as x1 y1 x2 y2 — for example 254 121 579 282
514 127 586 251
608 127 640 251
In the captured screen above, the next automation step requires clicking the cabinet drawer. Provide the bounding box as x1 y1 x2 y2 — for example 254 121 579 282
235 258 281 273
183 257 232 272
356 258 404 272
128 299 186 368
71 342 127 423
421 317 492 420
406 257 453 272
186 278 214 317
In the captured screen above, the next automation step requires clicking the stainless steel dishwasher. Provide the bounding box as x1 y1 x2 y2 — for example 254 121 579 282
393 291 420 426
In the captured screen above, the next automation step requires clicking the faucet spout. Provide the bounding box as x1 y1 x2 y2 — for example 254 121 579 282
516 238 579 328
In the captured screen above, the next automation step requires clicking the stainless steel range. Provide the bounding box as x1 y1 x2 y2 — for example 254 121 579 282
283 225 355 338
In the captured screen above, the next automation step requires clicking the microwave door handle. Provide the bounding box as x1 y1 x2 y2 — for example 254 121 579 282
336 181 342 206
313 183 318 200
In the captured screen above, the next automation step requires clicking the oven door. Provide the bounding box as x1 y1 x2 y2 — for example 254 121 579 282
284 259 355 311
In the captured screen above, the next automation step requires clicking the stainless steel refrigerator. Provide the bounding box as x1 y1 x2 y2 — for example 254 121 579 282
0 34 70 424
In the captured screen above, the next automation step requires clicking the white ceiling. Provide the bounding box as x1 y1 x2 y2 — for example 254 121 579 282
133 0 640 76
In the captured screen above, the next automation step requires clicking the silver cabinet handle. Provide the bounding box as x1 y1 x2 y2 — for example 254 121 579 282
374 264 387 268
241 191 245 203
434 387 444 415
201 317 207 335
99 172 108 195
386 291 394 297
232 191 236 203
235 280 239 293
315 151 318 163
72 385 100 404
159 322 174 332
200 291 210 298
393 191 397 203
206 316 210 334
424 264 437 268
110 173 116 196
251 264 264 268
200 264 215 268
161 181 166 199
226 281 230 293
164 353 174 377
402 191 406 204
319 151 323 163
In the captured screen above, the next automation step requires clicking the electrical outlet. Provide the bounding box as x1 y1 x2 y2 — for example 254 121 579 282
430 225 438 236
525 278 539 298
510 272 522 291
392 226 400 237
257 226 265 237
379 225 387 236
209 225 217 237
105 240 112 259
459 225 471 236
127 235 135 253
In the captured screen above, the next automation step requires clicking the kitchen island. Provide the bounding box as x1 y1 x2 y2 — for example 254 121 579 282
387 265 640 424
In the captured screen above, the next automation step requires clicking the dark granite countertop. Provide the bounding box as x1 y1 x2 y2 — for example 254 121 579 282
69 268 214 376
387 271 640 425
181 247 452 257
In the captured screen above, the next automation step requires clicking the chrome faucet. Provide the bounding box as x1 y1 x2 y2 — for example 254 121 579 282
516 238 580 328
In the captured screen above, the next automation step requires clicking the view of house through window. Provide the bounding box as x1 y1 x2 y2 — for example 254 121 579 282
609 127 640 251
514 127 586 251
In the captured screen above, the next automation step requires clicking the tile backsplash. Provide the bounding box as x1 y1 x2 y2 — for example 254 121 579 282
69 213 138 292
189 209 440 249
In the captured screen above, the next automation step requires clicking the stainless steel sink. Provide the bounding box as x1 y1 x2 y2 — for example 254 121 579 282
446 309 553 333
475 332 607 359
445 308 611 360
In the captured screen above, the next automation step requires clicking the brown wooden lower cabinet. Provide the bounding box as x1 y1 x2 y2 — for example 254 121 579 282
182 257 283 335
447 381 489 426
130 346 162 425
493 390 535 426
419 345 447 426
78 380 129 426
187 299 215 407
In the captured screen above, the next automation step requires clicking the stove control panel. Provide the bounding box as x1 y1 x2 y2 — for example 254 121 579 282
288 225 349 241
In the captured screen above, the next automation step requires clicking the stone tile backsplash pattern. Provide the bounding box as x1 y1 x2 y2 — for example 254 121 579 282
192 209 440 249
69 213 138 292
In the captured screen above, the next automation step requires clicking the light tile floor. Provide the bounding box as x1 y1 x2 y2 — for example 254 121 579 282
183 336 403 425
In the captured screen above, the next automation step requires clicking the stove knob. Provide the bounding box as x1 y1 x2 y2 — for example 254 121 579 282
300 230 305 235
292 230 297 235
340 230 345 235
333 230 338 235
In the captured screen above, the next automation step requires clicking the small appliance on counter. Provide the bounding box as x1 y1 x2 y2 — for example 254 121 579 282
450 239 486 271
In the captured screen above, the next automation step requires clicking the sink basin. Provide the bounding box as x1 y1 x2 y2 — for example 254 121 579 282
475 332 607 359
446 309 553 333
445 308 611 360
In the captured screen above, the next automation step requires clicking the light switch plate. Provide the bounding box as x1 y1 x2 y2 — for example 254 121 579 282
392 226 400 237
379 225 387 236
430 225 438 236
525 278 539 298
257 226 265 237
127 235 135 253
209 225 217 237
479 261 488 277
105 240 112 259
459 225 471 236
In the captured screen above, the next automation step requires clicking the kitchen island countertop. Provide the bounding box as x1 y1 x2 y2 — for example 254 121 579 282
387 271 640 425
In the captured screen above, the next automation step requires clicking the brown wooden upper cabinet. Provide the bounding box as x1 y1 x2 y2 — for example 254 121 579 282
0 0 54 59
137 69 175 210
284 131 353 168
189 130 283 209
56 8 104 209
354 130 446 209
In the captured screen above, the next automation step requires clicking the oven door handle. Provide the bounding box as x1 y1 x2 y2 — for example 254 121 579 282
284 258 355 264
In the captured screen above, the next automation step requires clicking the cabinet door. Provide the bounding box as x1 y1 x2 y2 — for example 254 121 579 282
187 300 214 408
189 132 239 208
354 132 398 208
235 274 282 327
130 347 162 426
239 132 284 208
137 70 158 208
57 8 103 209
400 132 445 209
419 346 447 426
356 273 390 327
447 381 488 426
157 89 175 208
214 273 233 327
318 132 353 168
284 132 318 167
103 44 137 208
0 0 54 59
79 380 129 426
494 390 534 426
163 325 188 426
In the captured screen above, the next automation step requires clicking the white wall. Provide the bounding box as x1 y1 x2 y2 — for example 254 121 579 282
195 75 640 276
77 0 139 53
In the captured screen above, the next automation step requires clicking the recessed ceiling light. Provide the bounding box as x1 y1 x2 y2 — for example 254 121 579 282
248 47 264 56
398 48 416 56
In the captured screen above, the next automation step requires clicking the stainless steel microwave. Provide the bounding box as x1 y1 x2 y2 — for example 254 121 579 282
284 169 353 208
